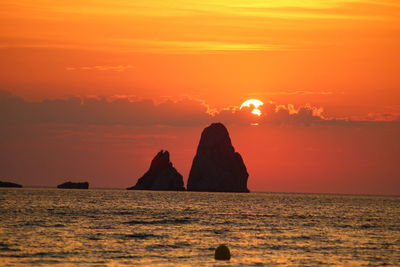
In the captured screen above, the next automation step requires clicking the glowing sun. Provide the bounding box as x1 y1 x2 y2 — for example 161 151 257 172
240 99 264 116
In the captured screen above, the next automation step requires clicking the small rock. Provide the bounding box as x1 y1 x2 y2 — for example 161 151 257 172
57 181 89 189
0 181 22 188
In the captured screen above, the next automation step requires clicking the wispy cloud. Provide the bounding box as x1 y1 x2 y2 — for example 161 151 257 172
5 0 396 19
0 39 287 54
114 39 287 53
65 65 135 72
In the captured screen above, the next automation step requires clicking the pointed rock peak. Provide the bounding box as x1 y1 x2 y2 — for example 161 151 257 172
150 150 171 170
127 150 185 191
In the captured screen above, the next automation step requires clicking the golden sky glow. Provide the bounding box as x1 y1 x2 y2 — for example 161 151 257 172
1 0 399 113
1 0 399 53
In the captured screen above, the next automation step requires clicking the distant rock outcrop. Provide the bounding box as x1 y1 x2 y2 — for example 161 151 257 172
0 181 23 188
127 150 185 191
57 181 89 189
187 123 249 192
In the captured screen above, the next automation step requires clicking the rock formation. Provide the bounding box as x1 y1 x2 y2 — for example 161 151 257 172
57 181 89 189
187 123 249 192
127 150 185 191
0 181 23 188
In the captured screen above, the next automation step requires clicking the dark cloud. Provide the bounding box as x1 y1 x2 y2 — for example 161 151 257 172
0 90 210 126
0 90 398 127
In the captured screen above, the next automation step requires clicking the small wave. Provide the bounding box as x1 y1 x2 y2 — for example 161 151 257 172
53 212 68 216
21 259 62 265
146 242 191 250
265 244 318 251
0 242 20 252
124 218 191 225
88 225 114 230
336 224 352 228
87 236 101 241
213 229 229 235
239 214 277 219
303 223 317 227
5 251 80 259
112 211 136 215
22 220 46 227
287 214 309 219
359 224 378 229
268 245 289 250
118 233 165 240
387 226 400 231
113 255 141 259
315 245 346 251
213 220 237 226
33 251 78 257
291 235 312 240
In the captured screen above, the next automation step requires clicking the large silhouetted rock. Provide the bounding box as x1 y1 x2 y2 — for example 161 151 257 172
0 181 22 188
57 181 89 189
187 123 249 192
127 150 185 191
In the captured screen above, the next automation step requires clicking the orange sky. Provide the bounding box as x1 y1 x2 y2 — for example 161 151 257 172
0 0 399 194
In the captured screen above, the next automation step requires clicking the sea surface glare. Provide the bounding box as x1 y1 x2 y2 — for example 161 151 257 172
0 188 399 266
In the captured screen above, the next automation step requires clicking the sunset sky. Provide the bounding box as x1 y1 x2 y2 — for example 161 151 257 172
1 0 399 194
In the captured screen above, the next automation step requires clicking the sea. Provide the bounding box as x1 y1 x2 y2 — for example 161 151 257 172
0 188 399 266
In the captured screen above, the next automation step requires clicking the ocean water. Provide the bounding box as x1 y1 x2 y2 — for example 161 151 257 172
0 189 399 266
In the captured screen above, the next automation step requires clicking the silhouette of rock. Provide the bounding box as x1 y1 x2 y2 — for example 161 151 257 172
57 181 89 189
0 181 23 188
127 150 185 191
187 123 249 192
